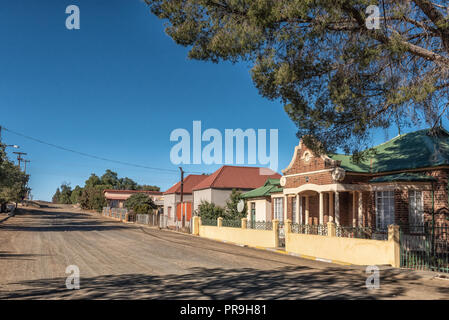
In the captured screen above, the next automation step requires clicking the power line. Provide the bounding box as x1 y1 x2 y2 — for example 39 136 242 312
2 126 186 174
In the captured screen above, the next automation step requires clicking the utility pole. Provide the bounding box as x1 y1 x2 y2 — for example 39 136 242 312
23 159 30 174
13 152 27 170
179 167 184 228
179 167 184 203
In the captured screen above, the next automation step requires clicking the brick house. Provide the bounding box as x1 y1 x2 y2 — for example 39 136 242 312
272 128 449 231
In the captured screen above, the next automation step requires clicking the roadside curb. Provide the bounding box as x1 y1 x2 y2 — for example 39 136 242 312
218 240 352 266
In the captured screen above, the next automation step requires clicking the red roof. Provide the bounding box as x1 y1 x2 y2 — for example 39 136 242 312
192 166 281 191
163 174 210 195
103 189 163 201
103 189 162 195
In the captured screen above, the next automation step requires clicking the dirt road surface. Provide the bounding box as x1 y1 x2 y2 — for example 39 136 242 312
0 203 448 299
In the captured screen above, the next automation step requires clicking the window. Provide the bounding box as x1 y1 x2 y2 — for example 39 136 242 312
274 197 284 222
409 190 424 231
292 197 297 223
375 191 395 230
167 206 171 218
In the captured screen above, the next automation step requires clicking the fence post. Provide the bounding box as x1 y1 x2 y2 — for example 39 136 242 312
327 221 336 237
217 217 223 228
241 218 247 229
192 216 200 236
388 224 401 268
285 219 292 233
272 219 279 248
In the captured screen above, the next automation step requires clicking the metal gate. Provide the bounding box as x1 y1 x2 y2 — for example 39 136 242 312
400 224 449 273
278 222 285 248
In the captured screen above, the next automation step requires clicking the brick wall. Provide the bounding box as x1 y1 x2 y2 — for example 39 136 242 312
308 194 319 224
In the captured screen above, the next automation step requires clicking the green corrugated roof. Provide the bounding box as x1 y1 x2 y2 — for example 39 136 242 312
328 128 449 173
241 178 281 199
369 173 437 183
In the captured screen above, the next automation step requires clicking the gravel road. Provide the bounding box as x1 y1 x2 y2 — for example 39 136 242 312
0 203 448 299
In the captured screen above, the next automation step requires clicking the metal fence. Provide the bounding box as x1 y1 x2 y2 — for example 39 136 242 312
221 219 242 228
134 214 159 226
336 226 388 241
247 221 273 230
201 218 218 226
291 223 328 236
102 207 127 219
401 224 449 273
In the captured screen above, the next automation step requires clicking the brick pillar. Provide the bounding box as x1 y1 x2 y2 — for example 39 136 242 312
192 216 200 235
388 225 400 267
285 219 292 233
241 218 247 229
327 221 336 237
272 219 279 248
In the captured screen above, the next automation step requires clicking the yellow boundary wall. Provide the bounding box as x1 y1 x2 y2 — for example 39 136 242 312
193 217 400 267
195 217 279 248
199 225 277 248
286 233 398 266
285 222 400 266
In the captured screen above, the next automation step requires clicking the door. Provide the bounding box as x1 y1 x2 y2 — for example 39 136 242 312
176 203 182 221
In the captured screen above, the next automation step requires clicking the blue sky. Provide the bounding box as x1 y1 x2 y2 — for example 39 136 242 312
0 1 427 201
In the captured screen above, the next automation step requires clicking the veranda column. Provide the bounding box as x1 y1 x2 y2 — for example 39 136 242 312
358 191 363 227
299 195 303 224
295 194 300 224
334 191 340 225
305 196 310 225
352 192 357 227
319 192 324 225
329 192 334 222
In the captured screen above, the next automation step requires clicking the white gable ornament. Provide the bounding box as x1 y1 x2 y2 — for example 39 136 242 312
279 176 286 187
331 167 346 182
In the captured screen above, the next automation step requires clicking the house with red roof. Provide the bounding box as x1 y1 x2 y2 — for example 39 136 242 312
192 165 281 212
162 166 281 228
163 174 209 227
103 189 164 209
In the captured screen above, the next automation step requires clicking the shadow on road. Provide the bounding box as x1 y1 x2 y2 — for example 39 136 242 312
0 266 420 300
0 208 129 233
0 251 48 261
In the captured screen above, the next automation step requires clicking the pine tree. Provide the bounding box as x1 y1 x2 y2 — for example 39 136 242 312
146 0 449 155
